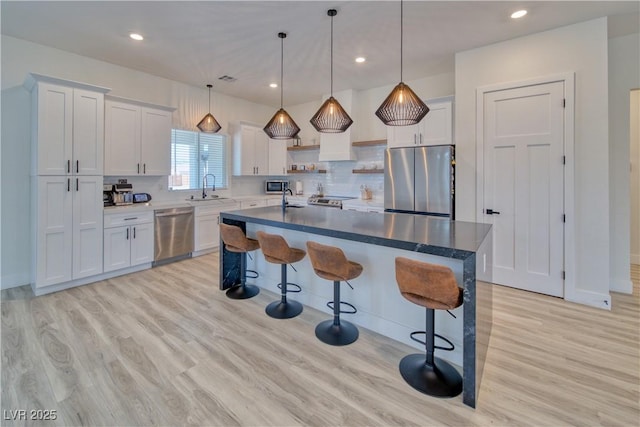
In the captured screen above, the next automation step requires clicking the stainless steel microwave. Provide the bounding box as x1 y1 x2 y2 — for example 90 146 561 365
265 180 289 194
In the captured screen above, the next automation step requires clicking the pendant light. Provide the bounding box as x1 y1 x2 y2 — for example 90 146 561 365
375 0 429 126
197 84 222 133
264 32 300 140
310 9 353 133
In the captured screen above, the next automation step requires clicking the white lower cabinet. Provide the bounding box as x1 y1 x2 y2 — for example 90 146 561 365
33 175 103 288
194 202 240 253
103 211 154 272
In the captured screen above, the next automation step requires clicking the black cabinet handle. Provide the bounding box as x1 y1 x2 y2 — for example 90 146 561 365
76 160 79 173
143 164 146 174
126 228 129 240
67 178 70 192
67 160 71 173
486 209 501 215
133 227 136 239
137 163 140 174
76 178 79 191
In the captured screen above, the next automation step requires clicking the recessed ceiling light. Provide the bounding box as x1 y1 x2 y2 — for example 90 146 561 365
269 83 278 88
355 57 366 63
129 33 144 41
511 10 527 19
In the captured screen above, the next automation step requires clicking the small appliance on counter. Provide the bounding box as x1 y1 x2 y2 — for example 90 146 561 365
133 193 152 204
103 184 115 207
295 180 304 195
112 183 134 206
307 195 355 209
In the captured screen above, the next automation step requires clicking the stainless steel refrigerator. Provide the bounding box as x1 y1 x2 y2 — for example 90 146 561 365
384 145 455 218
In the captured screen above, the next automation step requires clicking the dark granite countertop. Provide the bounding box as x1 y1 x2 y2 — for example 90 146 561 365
221 206 491 260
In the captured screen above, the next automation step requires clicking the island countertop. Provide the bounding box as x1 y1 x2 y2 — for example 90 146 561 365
220 206 491 258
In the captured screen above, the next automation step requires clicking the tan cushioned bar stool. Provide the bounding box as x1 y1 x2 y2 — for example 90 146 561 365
395 257 463 398
256 231 306 319
220 224 260 300
306 241 362 346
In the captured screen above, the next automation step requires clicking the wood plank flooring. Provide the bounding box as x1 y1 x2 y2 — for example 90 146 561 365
2 254 638 426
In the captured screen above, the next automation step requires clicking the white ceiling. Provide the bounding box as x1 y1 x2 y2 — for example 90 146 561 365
2 1 639 106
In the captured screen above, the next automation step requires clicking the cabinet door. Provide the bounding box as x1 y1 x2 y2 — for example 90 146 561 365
195 214 219 251
104 226 131 272
141 107 172 175
386 123 420 148
130 222 154 266
72 176 103 280
104 100 141 175
268 138 288 175
73 89 104 175
254 130 269 175
35 83 73 175
234 125 257 175
35 176 73 287
421 100 452 146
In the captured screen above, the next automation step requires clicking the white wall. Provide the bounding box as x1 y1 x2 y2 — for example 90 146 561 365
609 32 640 293
631 90 640 266
0 35 274 289
455 18 612 308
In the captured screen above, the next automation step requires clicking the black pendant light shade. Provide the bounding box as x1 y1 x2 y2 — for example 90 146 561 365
197 84 221 133
264 108 300 140
375 82 429 126
310 96 353 133
375 0 429 126
264 32 300 139
310 9 353 133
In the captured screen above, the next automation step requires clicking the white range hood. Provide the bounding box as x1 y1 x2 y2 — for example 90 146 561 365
318 89 357 161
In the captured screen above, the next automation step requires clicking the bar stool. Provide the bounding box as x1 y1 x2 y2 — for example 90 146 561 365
256 231 305 319
220 224 260 300
306 241 362 346
395 257 463 398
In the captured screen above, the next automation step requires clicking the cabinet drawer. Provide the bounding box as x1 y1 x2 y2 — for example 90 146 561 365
240 199 267 209
104 211 153 228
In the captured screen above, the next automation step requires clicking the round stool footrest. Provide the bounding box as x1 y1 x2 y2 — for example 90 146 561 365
409 331 455 352
326 301 357 315
277 283 302 293
245 269 259 279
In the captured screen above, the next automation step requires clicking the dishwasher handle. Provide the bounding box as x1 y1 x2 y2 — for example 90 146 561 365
155 208 194 217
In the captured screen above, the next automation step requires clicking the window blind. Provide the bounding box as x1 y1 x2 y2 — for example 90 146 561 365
170 130 228 190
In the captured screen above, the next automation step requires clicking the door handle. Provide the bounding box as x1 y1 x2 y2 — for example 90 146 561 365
486 209 501 215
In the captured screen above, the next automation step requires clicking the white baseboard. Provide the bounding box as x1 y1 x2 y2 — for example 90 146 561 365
610 277 633 294
1 272 30 290
631 253 640 265
565 288 612 310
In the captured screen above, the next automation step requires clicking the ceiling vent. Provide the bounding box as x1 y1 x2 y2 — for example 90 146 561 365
218 75 237 83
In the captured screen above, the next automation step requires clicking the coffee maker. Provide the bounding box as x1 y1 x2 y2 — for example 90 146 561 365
103 184 114 207
112 183 134 205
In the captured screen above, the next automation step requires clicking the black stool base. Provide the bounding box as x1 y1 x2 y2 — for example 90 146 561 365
315 319 359 346
265 300 303 319
399 354 462 398
225 284 260 300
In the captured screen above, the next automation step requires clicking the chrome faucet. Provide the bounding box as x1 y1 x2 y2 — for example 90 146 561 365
202 174 216 198
282 188 293 210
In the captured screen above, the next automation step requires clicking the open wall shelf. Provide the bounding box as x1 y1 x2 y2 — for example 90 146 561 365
287 145 320 151
287 169 327 174
352 139 387 147
352 169 384 174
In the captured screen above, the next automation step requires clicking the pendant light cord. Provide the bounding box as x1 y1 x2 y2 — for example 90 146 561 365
208 86 211 110
400 0 404 82
280 35 284 109
330 13 334 96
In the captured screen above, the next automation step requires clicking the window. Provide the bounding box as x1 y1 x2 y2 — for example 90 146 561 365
169 129 228 190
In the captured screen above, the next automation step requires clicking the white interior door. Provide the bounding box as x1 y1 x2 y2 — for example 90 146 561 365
483 81 565 297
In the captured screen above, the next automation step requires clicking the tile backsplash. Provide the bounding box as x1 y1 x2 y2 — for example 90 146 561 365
104 145 385 202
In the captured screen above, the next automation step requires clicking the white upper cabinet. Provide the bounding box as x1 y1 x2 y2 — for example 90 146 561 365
387 96 454 148
26 74 108 176
268 138 288 176
232 122 269 176
104 96 174 176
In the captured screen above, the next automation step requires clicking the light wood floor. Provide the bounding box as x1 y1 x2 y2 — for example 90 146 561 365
2 254 638 426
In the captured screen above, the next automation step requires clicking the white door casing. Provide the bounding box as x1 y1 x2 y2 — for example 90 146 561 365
482 81 565 297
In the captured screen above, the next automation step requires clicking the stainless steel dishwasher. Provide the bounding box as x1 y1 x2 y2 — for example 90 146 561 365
154 207 194 264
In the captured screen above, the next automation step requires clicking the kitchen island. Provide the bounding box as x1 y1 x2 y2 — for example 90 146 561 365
220 206 492 408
